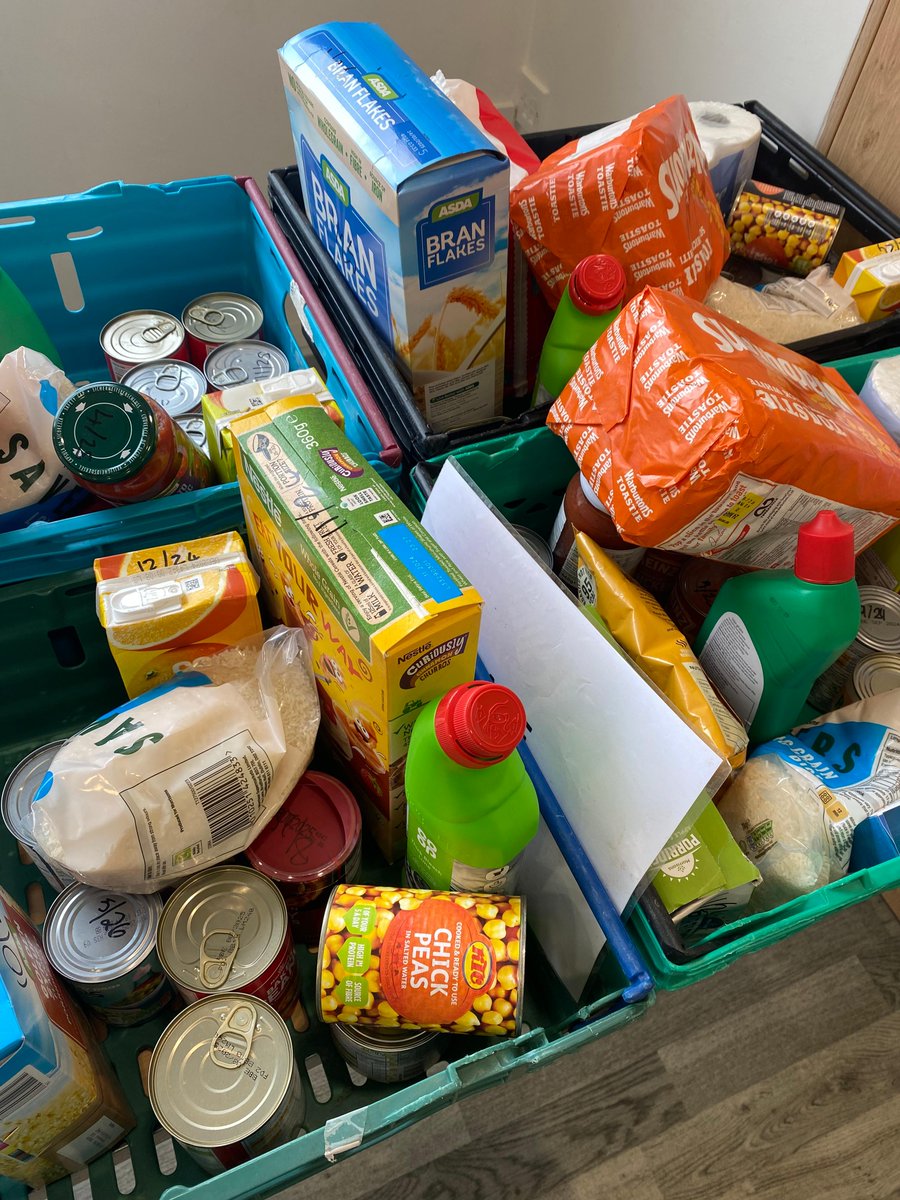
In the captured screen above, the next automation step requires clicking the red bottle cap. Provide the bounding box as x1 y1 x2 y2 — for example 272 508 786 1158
568 255 627 315
794 510 855 584
434 681 527 769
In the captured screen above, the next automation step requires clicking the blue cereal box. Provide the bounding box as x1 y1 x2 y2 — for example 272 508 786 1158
279 22 509 433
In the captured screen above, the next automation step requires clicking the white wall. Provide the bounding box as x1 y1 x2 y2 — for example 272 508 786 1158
1 0 867 204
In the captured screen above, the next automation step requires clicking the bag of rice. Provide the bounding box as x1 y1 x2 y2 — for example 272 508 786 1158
718 688 900 911
31 626 319 892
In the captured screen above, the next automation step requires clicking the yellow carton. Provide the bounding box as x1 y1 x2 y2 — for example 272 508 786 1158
834 238 900 321
232 394 482 861
94 531 262 697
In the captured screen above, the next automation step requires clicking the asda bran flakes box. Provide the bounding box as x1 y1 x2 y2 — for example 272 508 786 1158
279 22 509 433
232 394 482 862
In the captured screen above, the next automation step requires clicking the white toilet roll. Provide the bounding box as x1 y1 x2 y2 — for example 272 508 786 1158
689 101 762 218
860 356 900 446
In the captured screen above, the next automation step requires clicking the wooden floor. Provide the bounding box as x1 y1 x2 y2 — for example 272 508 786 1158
279 897 900 1200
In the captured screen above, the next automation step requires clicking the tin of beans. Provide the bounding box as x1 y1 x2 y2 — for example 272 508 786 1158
330 1022 442 1083
246 771 362 945
149 995 305 1174
1 741 75 892
157 866 300 1019
845 653 900 704
668 558 747 645
204 341 289 390
727 182 844 276
810 586 900 711
100 310 188 381
43 885 173 1025
52 382 214 504
121 359 207 418
318 884 524 1038
182 293 264 367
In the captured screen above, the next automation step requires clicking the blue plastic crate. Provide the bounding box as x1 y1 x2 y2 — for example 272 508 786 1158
0 175 402 583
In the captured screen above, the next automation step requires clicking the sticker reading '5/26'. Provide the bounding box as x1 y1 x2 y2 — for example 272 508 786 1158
416 190 495 289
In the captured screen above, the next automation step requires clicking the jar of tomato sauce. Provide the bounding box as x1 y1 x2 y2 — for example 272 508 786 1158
52 382 213 503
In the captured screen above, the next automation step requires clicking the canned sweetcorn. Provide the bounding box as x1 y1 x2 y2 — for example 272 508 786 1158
157 866 300 1019
330 1021 442 1083
1 741 74 892
149 995 305 1174
100 310 188 381
318 885 525 1038
43 886 173 1026
182 293 263 367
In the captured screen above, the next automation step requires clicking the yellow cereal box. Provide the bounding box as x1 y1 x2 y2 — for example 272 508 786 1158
834 238 900 321
94 531 262 698
232 394 482 861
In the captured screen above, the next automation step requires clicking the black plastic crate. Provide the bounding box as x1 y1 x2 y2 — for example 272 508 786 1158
270 101 900 465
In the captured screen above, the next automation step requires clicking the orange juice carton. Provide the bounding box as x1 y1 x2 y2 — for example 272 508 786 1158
279 23 509 432
834 238 900 321
201 367 344 482
232 393 482 861
94 531 262 697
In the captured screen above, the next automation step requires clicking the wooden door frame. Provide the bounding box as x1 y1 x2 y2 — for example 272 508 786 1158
819 0 891 152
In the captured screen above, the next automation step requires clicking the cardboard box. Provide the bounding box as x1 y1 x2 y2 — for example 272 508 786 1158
279 22 509 432
232 394 482 860
834 238 900 321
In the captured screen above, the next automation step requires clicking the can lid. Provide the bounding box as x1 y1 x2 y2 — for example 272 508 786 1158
246 771 361 884
53 383 157 481
148 995 294 1147
1 742 65 846
568 255 627 315
794 510 855 585
44 886 162 983
852 653 900 698
182 294 264 345
434 681 527 768
204 342 290 390
858 586 900 652
121 359 206 418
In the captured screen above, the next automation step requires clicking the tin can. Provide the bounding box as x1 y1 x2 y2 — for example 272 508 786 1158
809 586 900 711
246 772 362 945
845 653 900 704
52 382 214 504
318 884 525 1038
157 866 300 1019
149 995 305 1174
100 310 188 381
632 548 688 604
176 414 209 454
512 526 553 570
1 741 75 892
668 558 747 645
120 359 207 418
182 293 264 367
330 1022 442 1083
204 341 289 390
42 885 173 1025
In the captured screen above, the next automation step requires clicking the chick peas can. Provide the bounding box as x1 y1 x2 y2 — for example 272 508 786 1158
317 884 524 1038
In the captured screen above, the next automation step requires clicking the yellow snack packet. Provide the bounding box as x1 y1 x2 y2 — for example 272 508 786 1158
576 532 748 769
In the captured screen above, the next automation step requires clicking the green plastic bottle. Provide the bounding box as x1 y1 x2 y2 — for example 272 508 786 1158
532 254 626 408
695 511 861 745
0 266 60 365
405 680 539 893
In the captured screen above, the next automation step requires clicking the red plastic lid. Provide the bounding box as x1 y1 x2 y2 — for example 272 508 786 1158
246 771 361 883
794 510 855 584
568 255 627 314
434 681 527 768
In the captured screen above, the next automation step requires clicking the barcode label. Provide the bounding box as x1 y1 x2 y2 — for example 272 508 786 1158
0 1070 50 1122
188 757 254 847
181 575 203 594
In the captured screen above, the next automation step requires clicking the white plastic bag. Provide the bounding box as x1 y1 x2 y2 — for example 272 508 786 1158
32 627 320 892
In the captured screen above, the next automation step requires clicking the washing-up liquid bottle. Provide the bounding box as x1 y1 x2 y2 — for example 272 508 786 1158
0 266 60 365
405 680 539 893
695 511 860 744
532 254 626 408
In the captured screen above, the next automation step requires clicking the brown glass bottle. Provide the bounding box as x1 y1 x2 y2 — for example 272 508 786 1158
550 473 645 588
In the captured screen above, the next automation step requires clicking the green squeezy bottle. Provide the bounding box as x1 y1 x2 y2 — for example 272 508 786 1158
532 254 626 408
695 511 861 745
0 266 60 365
405 681 539 893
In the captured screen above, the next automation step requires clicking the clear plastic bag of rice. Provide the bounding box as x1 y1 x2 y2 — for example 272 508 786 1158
31 626 319 892
704 268 861 345
718 688 900 911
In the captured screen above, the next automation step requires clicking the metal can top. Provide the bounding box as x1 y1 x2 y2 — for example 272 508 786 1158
851 653 900 701
149 995 294 1147
101 310 185 365
157 866 289 995
176 415 208 451
204 342 289 391
332 1021 439 1053
182 293 263 346
44 885 162 984
121 359 206 418
858 587 900 653
512 526 553 570
246 771 361 885
1 741 64 847
52 383 157 482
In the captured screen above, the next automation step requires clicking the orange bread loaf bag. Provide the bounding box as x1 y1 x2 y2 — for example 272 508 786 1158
547 287 900 567
510 94 728 307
